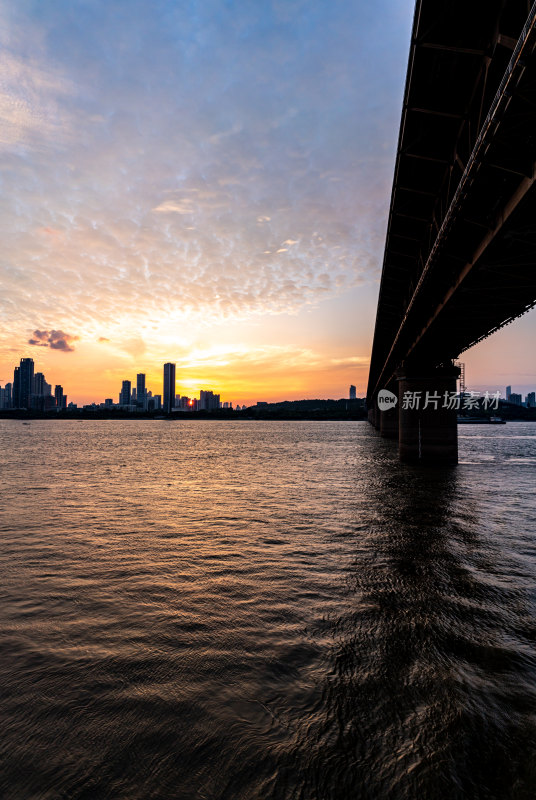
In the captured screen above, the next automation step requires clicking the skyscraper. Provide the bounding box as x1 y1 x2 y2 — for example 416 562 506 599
12 366 20 408
163 363 176 413
349 385 357 400
506 385 512 401
136 373 147 410
31 372 46 411
19 358 34 409
54 385 64 409
1 382 12 409
33 372 45 397
119 380 131 406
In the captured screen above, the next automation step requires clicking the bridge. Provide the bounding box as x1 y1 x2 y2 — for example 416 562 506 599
367 0 536 462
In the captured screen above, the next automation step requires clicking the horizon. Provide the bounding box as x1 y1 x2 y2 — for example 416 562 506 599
1 351 535 409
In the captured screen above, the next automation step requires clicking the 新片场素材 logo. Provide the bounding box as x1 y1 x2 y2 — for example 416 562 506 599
377 389 398 410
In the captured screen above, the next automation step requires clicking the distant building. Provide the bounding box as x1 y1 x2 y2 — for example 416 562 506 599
119 380 131 406
31 371 46 411
349 384 357 400
136 373 147 410
12 366 20 408
104 398 114 407
526 392 535 408
163 363 176 413
18 358 34 409
33 372 45 397
509 393 522 406
54 385 66 410
199 390 220 411
0 382 12 409
506 385 512 401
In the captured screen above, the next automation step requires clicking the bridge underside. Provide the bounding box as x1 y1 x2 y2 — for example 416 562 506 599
367 0 536 462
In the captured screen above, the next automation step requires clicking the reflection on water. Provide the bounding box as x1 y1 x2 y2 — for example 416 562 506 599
1 421 535 799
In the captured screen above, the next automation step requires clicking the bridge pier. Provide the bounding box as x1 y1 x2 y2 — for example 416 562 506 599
396 364 460 464
368 404 381 429
380 408 399 439
380 382 399 439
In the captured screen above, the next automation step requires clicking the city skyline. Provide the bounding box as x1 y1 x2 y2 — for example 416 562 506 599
1 353 535 412
0 0 534 406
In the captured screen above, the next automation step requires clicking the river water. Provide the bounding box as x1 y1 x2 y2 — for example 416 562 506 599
1 420 535 799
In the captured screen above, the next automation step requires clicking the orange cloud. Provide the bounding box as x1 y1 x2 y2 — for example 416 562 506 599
28 329 79 352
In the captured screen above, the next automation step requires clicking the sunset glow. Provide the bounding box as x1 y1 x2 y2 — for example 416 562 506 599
1 0 534 405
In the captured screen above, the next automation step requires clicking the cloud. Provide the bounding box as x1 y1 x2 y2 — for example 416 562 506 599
0 0 411 359
152 199 195 215
98 336 110 343
28 329 78 352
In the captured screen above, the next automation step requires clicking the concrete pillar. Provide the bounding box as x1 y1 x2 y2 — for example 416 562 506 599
380 406 399 439
367 401 380 429
397 364 460 464
373 404 381 430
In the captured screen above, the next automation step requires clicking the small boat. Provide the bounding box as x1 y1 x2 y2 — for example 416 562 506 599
489 416 506 424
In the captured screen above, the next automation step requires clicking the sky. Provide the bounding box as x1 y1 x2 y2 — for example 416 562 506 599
0 0 534 405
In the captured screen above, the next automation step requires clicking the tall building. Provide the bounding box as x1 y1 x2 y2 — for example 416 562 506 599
506 385 512 401
526 392 536 408
136 373 147 410
12 366 20 408
33 372 45 397
31 371 46 411
119 380 131 406
0 385 8 409
54 385 65 409
349 384 357 400
509 393 522 406
0 382 12 409
199 390 220 411
163 363 176 413
19 358 34 409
